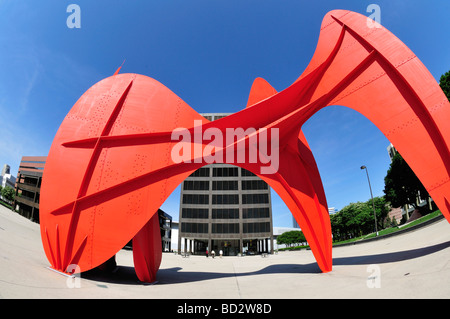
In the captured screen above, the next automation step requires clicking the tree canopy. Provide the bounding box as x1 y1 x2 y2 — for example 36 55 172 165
0 186 15 203
330 197 389 241
277 230 306 247
383 152 429 210
439 70 450 101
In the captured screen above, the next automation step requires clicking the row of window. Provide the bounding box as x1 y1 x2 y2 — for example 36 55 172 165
242 207 270 219
182 194 209 205
212 194 239 205
212 223 239 234
188 167 257 178
212 167 239 177
243 222 271 233
212 180 238 190
181 222 271 234
241 180 268 190
183 180 209 191
181 223 208 233
242 193 269 204
212 208 239 219
182 208 270 219
182 193 269 205
182 208 209 219
189 167 210 177
183 180 268 191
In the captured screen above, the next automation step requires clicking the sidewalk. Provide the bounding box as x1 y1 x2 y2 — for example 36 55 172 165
1 205 450 298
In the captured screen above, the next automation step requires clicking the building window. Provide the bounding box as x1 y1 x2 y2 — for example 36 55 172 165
212 194 239 205
182 208 209 219
242 207 270 219
242 193 269 204
182 194 209 205
212 223 240 233
241 180 268 190
183 180 210 190
212 167 238 177
212 208 239 219
241 169 256 177
181 223 208 233
189 167 210 177
243 222 270 233
212 180 238 190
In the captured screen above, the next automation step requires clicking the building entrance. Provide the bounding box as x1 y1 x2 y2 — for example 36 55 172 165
211 239 240 256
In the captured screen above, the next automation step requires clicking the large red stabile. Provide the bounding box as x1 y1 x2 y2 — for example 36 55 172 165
40 10 450 282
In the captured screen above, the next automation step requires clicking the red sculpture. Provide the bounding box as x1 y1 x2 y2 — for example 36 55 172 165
40 10 450 282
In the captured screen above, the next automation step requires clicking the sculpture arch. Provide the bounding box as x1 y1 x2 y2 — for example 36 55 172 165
40 10 450 282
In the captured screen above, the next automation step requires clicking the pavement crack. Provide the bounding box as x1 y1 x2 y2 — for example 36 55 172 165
231 261 242 299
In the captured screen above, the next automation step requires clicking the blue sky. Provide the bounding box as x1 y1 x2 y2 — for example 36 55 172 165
0 1 448 227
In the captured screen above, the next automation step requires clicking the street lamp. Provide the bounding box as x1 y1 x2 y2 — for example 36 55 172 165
360 165 378 236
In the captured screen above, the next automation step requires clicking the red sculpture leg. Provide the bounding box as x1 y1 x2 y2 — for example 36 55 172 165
132 211 162 283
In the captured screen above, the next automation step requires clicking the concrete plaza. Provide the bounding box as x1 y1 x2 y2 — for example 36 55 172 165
1 204 450 299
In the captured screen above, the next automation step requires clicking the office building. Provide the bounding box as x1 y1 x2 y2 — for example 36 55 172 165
159 209 173 252
14 156 46 223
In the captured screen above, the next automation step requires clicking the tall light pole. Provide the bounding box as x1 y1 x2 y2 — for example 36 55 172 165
360 165 378 236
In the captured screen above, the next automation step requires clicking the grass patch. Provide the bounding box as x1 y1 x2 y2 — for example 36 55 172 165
0 200 13 210
278 210 443 251
335 210 442 244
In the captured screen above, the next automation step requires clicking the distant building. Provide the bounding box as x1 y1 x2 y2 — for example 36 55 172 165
1 164 16 190
13 156 46 222
1 164 16 203
159 209 173 252
387 143 397 162
292 216 299 228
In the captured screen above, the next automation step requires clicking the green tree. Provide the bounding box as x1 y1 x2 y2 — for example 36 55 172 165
330 197 389 241
439 70 450 101
383 152 429 211
277 230 306 247
1 186 15 203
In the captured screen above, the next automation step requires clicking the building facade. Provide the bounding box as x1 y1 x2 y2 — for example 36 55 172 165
14 156 46 223
159 209 173 252
178 113 273 256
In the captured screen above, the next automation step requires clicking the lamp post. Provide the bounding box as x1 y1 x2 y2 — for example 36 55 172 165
360 165 378 236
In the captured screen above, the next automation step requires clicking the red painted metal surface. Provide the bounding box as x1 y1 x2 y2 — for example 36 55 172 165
132 212 162 283
40 10 450 282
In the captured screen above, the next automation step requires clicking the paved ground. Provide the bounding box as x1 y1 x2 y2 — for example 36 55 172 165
1 204 450 299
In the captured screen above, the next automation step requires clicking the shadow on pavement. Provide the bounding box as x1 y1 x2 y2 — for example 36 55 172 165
82 240 450 285
333 240 450 266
